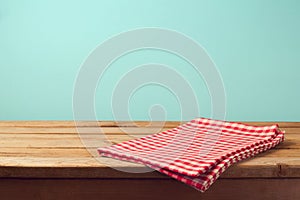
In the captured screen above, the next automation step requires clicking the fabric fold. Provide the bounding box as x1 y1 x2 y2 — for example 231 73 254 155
98 118 284 192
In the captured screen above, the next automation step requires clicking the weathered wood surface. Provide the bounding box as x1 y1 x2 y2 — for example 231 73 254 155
0 121 299 200
0 121 299 179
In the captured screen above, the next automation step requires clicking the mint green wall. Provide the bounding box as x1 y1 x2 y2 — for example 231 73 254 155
1 0 299 121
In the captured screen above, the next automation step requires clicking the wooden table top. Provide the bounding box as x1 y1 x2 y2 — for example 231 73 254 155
0 121 299 179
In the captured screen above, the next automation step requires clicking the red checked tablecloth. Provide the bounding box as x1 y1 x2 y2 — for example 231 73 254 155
98 118 284 192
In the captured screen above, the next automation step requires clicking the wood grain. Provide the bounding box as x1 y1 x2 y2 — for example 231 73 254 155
0 122 298 178
0 121 300 128
0 132 298 149
0 126 298 135
0 121 299 199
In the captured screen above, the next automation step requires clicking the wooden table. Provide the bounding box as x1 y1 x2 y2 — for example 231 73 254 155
0 121 299 200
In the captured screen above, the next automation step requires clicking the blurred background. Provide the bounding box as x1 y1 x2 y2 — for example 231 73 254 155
0 0 299 121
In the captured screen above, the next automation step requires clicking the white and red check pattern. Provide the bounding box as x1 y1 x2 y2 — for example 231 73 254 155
98 118 284 192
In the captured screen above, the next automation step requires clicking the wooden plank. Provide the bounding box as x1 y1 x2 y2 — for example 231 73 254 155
0 127 169 134
243 122 300 128
0 121 300 128
0 121 182 128
223 157 300 178
0 126 299 135
0 178 299 200
0 156 145 170
0 145 299 158
0 147 91 157
0 121 299 181
0 156 299 178
0 133 299 149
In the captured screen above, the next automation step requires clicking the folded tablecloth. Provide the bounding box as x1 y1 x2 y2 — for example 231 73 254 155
98 118 284 192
